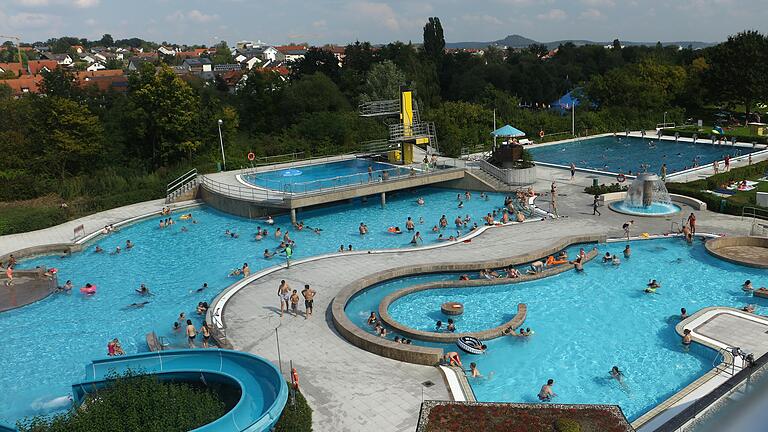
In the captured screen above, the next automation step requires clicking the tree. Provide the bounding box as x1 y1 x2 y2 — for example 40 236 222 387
0 83 11 99
40 66 80 99
127 64 199 166
99 33 114 47
279 73 350 124
422 17 445 63
35 96 104 178
235 69 285 134
211 41 233 64
290 48 341 82
704 30 768 119
359 60 405 102
425 101 493 157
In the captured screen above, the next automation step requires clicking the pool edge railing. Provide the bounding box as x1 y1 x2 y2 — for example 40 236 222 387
166 169 198 204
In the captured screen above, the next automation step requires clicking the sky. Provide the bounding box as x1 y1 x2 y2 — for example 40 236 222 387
1 0 767 46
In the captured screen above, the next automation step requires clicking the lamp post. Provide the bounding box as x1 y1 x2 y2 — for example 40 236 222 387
663 111 667 127
217 119 226 171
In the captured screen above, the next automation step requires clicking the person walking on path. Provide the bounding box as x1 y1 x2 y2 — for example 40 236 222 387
592 195 601 216
570 163 576 181
4 265 13 287
661 163 667 182
278 280 291 317
290 290 300 317
550 182 559 217
302 284 316 319
724 155 731 172
623 220 634 240
687 213 697 236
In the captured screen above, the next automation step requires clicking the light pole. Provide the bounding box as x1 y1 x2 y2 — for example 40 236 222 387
663 111 667 127
217 119 226 171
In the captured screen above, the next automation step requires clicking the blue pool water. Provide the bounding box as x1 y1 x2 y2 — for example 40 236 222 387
2 187 511 424
241 159 410 192
344 238 767 420
610 201 681 216
528 136 758 174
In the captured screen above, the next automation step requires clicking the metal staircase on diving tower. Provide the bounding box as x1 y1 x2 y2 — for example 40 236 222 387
358 88 439 157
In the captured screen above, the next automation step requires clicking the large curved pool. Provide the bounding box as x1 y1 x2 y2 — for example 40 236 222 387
2 187 512 424
344 238 766 420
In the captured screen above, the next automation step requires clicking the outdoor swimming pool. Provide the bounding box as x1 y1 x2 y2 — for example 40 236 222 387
2 186 510 424
344 238 766 420
528 136 759 175
241 159 410 192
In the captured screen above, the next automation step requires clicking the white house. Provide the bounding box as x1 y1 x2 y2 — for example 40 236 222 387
244 56 262 70
158 46 177 56
86 62 106 71
80 54 97 64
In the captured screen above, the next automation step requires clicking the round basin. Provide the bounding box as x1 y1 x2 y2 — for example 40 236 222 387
441 302 464 316
609 200 681 217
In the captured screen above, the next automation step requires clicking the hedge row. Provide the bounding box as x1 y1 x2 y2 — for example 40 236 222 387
662 128 768 145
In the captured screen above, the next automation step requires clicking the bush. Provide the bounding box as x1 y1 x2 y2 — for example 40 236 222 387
274 386 313 432
0 205 67 236
17 370 227 432
555 418 582 432
662 127 768 145
584 183 628 195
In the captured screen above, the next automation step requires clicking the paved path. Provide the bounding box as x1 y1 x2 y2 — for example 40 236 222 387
0 199 192 257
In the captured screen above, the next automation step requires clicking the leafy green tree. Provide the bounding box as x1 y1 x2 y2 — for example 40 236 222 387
40 66 80 99
104 58 124 70
280 73 350 124
127 64 199 166
704 30 768 119
99 33 114 47
422 17 445 63
426 101 493 156
235 69 285 134
359 60 405 102
211 41 233 64
0 83 11 99
290 48 341 82
35 97 104 178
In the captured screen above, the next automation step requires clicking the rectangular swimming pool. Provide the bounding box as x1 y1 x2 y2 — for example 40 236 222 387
241 159 409 192
528 136 759 175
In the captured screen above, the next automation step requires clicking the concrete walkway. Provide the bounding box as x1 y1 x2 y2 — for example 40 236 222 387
0 198 192 257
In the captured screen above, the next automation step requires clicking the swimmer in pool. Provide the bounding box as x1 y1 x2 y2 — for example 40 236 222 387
538 379 557 401
136 284 151 295
123 301 150 309
470 362 481 378
610 366 624 383
94 245 104 253
682 329 692 351
196 283 208 293
417 197 425 206
410 231 423 244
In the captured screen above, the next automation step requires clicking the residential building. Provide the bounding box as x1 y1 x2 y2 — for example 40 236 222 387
86 62 106 71
1 75 44 96
181 57 212 74
42 53 74 65
26 60 59 75
0 62 26 77
158 46 177 56
243 56 262 70
276 45 307 62
127 57 151 72
213 64 242 73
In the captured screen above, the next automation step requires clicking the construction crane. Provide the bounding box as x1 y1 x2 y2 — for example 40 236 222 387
0 35 24 66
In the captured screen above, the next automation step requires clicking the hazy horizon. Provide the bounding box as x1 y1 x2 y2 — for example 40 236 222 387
2 0 766 46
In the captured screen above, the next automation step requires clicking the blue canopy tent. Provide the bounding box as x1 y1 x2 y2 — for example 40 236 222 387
551 89 583 114
491 124 526 137
491 124 526 150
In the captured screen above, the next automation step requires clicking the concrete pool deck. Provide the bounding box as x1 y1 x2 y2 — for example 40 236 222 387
1 158 761 432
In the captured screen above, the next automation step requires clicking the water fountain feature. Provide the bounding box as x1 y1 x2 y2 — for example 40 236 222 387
609 172 681 216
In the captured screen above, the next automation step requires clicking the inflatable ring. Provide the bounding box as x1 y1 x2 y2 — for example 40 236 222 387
617 174 626 183
539 130 545 138
49 268 58 274
457 336 486 355
387 227 397 233
179 214 191 220
247 152 256 161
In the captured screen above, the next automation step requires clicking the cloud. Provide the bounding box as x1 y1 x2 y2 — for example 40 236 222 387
167 9 219 23
9 12 60 28
312 19 327 29
579 8 605 19
537 8 567 21
348 2 400 31
581 0 615 6
461 14 504 25
14 0 99 6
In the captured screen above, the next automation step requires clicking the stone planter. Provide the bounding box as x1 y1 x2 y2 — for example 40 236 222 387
441 302 464 315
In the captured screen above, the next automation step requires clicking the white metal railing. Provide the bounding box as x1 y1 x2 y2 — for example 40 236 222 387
166 168 198 203
656 122 676 129
249 152 305 167
742 206 768 222
476 159 507 184
388 121 434 141
206 160 463 202
358 99 400 117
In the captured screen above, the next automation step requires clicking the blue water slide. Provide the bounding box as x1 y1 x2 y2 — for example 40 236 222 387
72 349 288 432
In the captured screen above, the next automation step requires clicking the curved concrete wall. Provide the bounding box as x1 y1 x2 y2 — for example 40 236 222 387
705 236 768 268
331 236 603 366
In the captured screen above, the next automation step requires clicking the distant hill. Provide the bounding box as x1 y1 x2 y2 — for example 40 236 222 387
446 34 717 50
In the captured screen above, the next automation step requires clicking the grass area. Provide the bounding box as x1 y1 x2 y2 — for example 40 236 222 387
666 159 768 216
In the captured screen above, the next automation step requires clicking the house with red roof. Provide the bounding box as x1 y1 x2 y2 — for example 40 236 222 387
26 60 59 75
0 62 26 77
0 75 44 96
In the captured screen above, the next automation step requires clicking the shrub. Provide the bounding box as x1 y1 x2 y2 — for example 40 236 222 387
555 418 581 432
274 386 313 432
584 183 628 195
17 370 227 432
0 206 67 236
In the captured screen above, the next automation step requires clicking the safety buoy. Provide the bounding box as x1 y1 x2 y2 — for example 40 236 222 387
617 174 626 183
247 152 255 161
291 368 300 389
539 130 545 138
49 268 58 274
